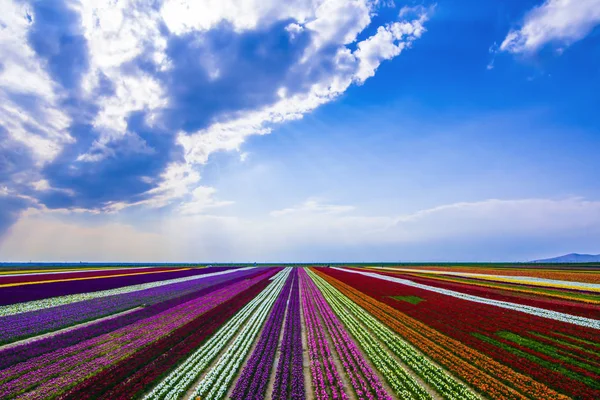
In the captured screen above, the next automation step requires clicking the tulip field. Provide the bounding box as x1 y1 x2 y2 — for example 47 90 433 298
0 264 598 399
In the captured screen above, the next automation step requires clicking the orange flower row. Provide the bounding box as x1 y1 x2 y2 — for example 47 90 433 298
312 268 570 400
378 266 600 284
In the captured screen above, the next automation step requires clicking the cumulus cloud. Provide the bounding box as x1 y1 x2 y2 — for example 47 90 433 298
354 12 428 82
0 1 73 165
0 0 432 239
500 0 600 54
161 0 322 35
178 186 234 215
75 0 168 161
177 7 430 165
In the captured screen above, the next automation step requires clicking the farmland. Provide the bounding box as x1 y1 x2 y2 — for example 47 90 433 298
0 264 598 399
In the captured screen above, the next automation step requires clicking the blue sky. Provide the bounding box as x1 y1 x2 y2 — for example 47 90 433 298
1 0 599 262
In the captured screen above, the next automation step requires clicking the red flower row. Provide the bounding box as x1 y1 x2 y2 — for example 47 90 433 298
319 268 600 400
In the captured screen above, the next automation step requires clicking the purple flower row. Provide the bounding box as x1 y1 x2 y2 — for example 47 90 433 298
0 273 269 399
0 268 265 369
302 269 391 400
0 267 258 345
230 269 294 399
299 269 348 400
272 269 305 400
0 267 219 306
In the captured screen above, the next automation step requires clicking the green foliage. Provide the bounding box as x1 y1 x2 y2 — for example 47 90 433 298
497 331 600 375
390 295 425 304
472 332 600 389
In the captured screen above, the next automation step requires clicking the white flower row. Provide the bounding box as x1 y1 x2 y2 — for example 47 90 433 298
312 275 430 399
333 268 600 330
0 268 255 317
143 268 291 400
192 288 275 400
309 270 479 400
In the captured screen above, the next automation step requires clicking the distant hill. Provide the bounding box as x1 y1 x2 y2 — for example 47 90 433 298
531 253 600 263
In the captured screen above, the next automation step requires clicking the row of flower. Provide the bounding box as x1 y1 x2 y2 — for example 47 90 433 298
192 269 296 400
0 269 261 369
230 269 294 399
299 269 347 400
0 271 272 399
335 268 600 329
331 266 600 399
309 269 474 400
0 268 260 345
4 264 594 400
0 266 241 316
385 265 600 284
401 271 600 310
57 273 274 399
143 268 292 400
0 266 140 276
272 270 304 400
0 267 185 286
317 267 579 399
300 269 393 400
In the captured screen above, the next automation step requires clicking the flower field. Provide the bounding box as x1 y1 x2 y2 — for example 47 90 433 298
0 264 598 399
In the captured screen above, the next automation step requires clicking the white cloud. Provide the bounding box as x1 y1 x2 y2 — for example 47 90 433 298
0 1 73 165
31 179 50 191
178 186 234 215
91 74 166 135
305 0 372 49
388 197 600 242
75 0 167 162
398 5 427 18
500 0 600 54
177 6 430 166
354 15 428 82
30 179 76 196
285 22 304 39
4 197 599 261
160 0 321 35
104 162 201 212
0 0 432 216
271 198 355 216
0 186 37 204
69 0 413 210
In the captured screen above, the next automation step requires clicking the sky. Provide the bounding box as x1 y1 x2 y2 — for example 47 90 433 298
0 0 599 262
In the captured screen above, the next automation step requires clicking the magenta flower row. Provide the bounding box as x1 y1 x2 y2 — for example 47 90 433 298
272 269 305 400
